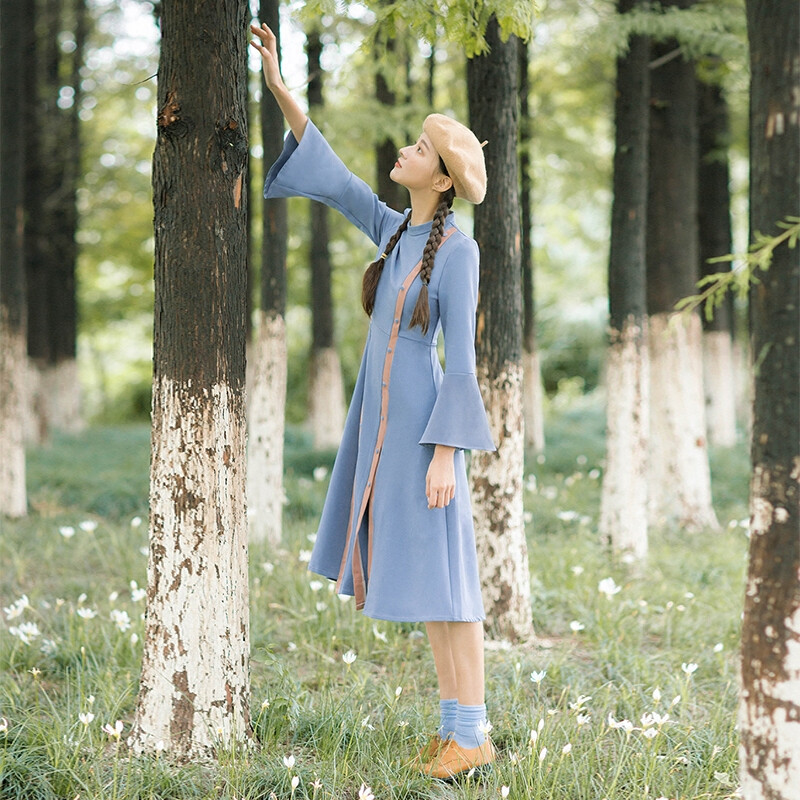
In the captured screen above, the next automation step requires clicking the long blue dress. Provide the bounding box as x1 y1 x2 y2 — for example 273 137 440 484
264 120 495 622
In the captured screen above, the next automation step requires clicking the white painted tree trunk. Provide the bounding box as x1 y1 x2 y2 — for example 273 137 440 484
24 361 47 444
600 318 649 559
703 330 737 447
522 347 545 453
130 377 250 760
734 339 753 441
246 311 286 546
42 359 85 433
308 345 345 450
647 312 718 530
0 313 27 517
470 363 533 642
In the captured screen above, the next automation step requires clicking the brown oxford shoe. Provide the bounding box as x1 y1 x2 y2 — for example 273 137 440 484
408 733 445 768
421 737 496 780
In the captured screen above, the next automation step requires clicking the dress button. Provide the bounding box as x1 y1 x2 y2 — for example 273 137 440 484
387 348 392 353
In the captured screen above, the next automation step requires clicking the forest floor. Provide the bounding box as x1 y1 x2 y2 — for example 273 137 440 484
1 395 750 799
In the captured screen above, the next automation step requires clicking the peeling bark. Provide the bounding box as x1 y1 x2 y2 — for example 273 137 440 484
308 346 345 450
522 349 545 454
648 313 718 530
703 330 737 447
600 318 649 557
471 364 532 641
246 311 286 546
132 379 250 759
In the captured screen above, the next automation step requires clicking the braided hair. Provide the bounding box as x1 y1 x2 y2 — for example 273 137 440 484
361 158 455 335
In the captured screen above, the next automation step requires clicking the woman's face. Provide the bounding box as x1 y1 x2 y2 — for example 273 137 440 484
390 132 448 193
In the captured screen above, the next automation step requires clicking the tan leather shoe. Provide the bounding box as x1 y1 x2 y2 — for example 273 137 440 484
422 738 496 780
408 733 444 768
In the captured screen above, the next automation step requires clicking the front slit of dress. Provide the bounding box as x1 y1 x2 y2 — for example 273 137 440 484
334 230 456 610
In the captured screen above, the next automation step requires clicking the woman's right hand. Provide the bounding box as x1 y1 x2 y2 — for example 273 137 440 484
250 22 283 93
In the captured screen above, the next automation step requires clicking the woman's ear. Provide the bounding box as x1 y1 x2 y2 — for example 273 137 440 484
432 173 454 194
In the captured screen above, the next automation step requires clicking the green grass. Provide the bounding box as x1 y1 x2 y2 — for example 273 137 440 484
0 398 749 799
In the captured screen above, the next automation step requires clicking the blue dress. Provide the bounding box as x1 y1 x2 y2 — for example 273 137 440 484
264 120 495 622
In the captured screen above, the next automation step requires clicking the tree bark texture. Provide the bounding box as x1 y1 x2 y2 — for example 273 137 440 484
519 39 544 454
646 3 717 529
739 3 800 798
467 18 532 642
247 0 288 545
0 0 29 518
130 0 251 760
600 1 650 557
698 76 737 446
306 27 345 449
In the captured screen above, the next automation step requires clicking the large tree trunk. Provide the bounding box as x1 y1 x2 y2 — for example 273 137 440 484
519 39 545 455
129 0 251 760
599 0 650 559
306 27 345 450
467 19 532 643
0 0 29 518
247 0 288 547
738 3 800 798
697 75 737 447
646 0 717 530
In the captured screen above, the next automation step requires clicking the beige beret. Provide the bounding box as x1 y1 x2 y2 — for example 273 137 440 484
423 113 487 205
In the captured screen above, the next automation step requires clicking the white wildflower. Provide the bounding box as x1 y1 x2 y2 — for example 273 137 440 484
298 550 312 563
315 602 327 612
530 670 546 684
361 715 374 730
358 783 375 800
642 727 658 739
4 595 30 620
9 621 41 644
287 642 297 652
110 609 132 632
102 720 124 739
130 633 139 646
569 694 591 710
312 466 328 482
478 719 493 736
598 577 622 597
309 580 323 593
79 520 98 532
539 746 548 763
570 620 585 632
79 712 95 726
577 713 591 726
0 717 8 733
681 662 698 676
262 562 275 574
283 755 295 769
562 742 572 755
40 638 57 655
59 526 76 539
342 650 357 664
713 642 724 653
557 510 580 522
652 687 662 703
76 608 97 619
501 787 510 798
395 686 403 697
372 625 388 643
571 565 584 576
131 516 143 528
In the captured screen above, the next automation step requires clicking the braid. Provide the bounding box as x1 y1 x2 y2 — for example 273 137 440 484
362 211 412 317
409 186 456 335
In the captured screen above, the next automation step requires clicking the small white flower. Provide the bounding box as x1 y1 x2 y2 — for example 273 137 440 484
77 593 87 604
652 687 662 703
29 667 41 678
87 695 95 705
681 662 699 676
0 717 8 733
102 720 124 739
131 587 146 602
569 620 585 632
315 602 327 613
262 562 275 574
108 591 119 602
539 746 548 763
309 580 323 593
110 609 132 632
538 718 545 732
395 686 403 697
79 712 95 725
130 633 139 646
501 787 510 798
372 625 387 643
40 638 57 655
287 642 297 652
77 608 97 619
59 526 76 539
598 577 622 597
530 670 546 684
361 715 374 730
131 516 143 528
576 713 591 726
562 742 572 755
557 510 580 522
307 532 318 543
478 719 493 736
713 642 724 653
261 698 270 709
312 466 328 482
342 650 357 665
10 621 41 644
588 468 601 479
642 727 658 739
358 783 375 800
569 694 591 710
139 546 149 556
79 520 98 532
291 775 300 790
283 754 295 769
298 550 312 563
671 694 682 707
4 595 30 620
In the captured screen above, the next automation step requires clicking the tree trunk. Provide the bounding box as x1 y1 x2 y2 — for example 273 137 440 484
130 0 251 760
738 3 800 798
0 0 29 518
519 39 545 455
467 19 532 643
247 0 288 547
374 14 408 212
698 75 737 447
599 0 650 559
306 27 345 450
646 0 717 530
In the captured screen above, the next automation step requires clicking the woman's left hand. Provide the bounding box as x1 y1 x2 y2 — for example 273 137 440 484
426 445 456 509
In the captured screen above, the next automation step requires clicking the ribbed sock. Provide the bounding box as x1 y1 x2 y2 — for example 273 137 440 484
454 702 488 749
438 698 458 740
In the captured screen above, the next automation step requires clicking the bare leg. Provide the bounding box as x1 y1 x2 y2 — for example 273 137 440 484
447 621 485 705
425 621 457 699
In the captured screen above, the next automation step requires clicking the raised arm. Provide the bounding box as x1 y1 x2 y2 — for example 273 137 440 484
250 22 307 142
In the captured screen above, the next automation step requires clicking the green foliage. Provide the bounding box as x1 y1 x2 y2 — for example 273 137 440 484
1 409 749 798
676 217 800 321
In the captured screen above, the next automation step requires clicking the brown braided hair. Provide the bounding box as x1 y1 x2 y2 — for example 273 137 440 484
361 211 412 317
408 181 456 335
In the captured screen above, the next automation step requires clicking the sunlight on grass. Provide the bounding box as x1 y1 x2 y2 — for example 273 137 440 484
0 401 748 799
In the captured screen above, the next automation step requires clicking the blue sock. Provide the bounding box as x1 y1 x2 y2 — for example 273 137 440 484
454 702 488 749
438 698 458 739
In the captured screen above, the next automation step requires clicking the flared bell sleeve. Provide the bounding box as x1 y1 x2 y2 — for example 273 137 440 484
419 239 496 452
263 119 402 247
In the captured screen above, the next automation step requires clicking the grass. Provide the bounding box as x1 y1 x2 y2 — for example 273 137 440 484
0 396 750 799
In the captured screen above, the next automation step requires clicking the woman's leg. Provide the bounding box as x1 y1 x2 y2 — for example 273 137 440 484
425 621 458 698
446 621 485 705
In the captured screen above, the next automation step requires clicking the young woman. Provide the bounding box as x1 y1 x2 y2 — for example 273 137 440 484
251 21 497 779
